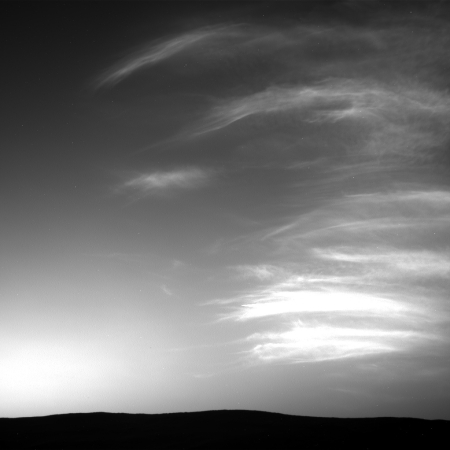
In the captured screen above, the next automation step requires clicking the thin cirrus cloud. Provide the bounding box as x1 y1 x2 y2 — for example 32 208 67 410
94 17 450 181
94 25 244 89
95 30 211 88
232 264 284 281
263 189 450 244
94 21 388 91
94 18 450 169
316 248 450 279
95 18 450 90
119 167 212 197
196 81 450 167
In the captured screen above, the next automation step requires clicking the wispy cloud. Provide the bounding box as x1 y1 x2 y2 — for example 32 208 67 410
94 13 450 185
316 248 450 279
94 25 244 88
232 264 283 281
95 30 210 88
262 190 450 246
93 20 398 91
246 325 436 364
197 81 450 168
119 167 212 198
161 285 173 296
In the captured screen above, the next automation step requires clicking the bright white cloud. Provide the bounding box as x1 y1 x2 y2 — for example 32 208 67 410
236 291 413 321
247 325 436 363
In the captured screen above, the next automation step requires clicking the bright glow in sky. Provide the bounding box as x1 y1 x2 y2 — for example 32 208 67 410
2 1 450 420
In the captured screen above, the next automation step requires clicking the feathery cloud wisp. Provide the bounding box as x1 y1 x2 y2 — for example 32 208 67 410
197 81 450 166
95 25 246 88
120 167 212 197
96 30 212 88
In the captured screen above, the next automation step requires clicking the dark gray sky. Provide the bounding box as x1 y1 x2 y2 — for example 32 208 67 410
2 1 450 419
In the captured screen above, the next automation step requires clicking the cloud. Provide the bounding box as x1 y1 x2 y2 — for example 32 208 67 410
196 80 450 168
94 25 244 88
119 167 212 197
246 325 436 364
234 291 415 321
161 285 172 296
262 189 450 247
94 20 392 91
94 15 450 191
232 264 283 281
215 187 450 364
95 30 211 88
316 248 450 279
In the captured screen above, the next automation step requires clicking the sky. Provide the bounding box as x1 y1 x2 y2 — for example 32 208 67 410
1 0 450 420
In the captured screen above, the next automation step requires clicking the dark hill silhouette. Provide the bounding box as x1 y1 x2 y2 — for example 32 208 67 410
1 409 448 449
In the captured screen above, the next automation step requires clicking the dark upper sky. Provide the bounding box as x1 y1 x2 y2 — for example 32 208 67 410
2 1 450 419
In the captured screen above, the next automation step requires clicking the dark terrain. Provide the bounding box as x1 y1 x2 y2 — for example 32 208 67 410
0 410 448 449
